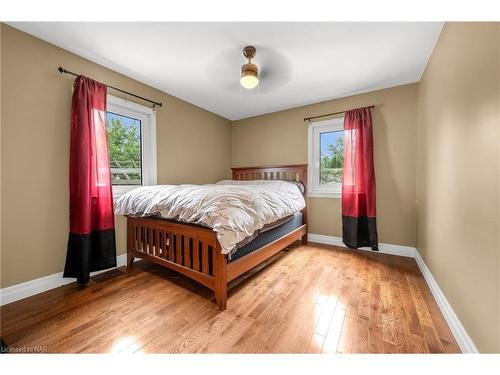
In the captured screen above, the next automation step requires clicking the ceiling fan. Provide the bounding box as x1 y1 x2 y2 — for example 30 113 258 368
207 44 289 94
240 46 259 89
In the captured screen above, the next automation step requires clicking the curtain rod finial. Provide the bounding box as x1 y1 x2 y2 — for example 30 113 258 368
58 66 64 74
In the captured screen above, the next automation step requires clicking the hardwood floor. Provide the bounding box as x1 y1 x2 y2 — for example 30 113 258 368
0 243 460 353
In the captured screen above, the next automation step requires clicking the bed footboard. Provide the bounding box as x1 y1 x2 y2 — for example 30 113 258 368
126 216 227 310
126 164 308 312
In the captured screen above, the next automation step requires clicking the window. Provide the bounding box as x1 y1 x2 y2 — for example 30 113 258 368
308 117 344 197
107 112 142 186
106 95 157 199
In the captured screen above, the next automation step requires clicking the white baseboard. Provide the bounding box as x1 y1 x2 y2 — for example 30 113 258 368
414 251 479 353
308 233 416 258
0 253 129 306
308 232 478 353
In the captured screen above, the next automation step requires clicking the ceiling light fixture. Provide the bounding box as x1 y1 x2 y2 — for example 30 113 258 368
240 46 259 89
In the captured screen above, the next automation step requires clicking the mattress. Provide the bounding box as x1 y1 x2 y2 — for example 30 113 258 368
228 212 303 262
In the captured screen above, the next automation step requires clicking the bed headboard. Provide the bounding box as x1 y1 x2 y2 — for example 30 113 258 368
232 164 308 237
231 164 308 196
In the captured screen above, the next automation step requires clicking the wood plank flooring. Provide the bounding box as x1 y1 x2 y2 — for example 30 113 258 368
0 243 460 353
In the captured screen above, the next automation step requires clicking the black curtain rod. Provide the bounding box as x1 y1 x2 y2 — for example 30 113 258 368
58 67 163 108
304 105 375 122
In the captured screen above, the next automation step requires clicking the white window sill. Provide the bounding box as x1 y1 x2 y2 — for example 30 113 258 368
308 191 341 199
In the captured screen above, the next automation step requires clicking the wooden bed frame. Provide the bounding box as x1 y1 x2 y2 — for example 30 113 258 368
126 164 308 311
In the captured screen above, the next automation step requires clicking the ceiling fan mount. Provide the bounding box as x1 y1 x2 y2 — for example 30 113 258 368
242 45 256 60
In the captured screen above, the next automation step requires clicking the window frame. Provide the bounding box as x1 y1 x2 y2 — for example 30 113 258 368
106 95 157 200
307 117 344 198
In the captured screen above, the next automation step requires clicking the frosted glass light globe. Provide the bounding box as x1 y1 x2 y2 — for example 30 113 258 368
240 74 259 89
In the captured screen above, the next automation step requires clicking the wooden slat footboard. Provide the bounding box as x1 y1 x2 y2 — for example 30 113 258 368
127 216 228 309
126 164 308 311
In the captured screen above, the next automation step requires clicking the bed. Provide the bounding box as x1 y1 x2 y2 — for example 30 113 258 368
122 165 308 311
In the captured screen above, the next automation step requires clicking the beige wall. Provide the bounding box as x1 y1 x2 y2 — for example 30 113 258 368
232 83 419 246
0 25 232 288
416 23 500 352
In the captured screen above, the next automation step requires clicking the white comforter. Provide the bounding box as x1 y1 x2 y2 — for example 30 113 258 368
114 180 306 254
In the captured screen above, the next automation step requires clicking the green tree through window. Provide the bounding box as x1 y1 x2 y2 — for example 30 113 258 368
106 112 142 185
320 131 344 184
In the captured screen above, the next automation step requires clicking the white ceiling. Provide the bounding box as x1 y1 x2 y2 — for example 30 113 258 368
10 22 442 120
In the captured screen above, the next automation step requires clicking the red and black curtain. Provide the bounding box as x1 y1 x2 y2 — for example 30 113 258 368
63 76 116 284
342 107 378 250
